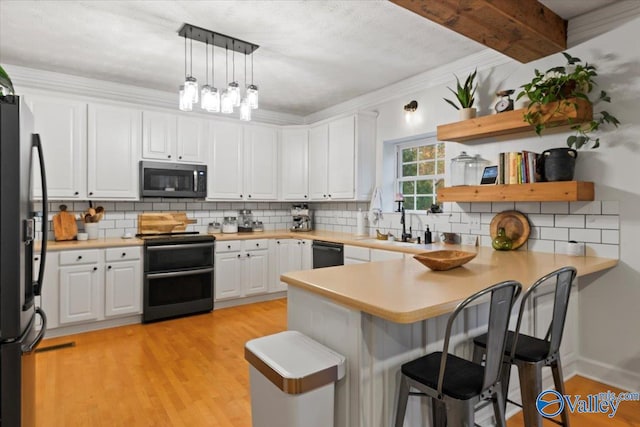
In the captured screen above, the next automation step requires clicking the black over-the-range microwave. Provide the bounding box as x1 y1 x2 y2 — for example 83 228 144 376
140 161 207 198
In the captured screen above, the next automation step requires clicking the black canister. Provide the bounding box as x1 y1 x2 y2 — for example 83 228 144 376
538 148 578 182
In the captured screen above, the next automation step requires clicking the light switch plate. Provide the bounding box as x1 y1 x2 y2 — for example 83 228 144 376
461 235 478 246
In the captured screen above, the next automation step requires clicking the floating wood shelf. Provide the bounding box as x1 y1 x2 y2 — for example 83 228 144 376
437 181 594 202
437 98 593 142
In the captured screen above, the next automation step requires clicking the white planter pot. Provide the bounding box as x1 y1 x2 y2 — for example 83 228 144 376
459 107 477 120
85 222 99 240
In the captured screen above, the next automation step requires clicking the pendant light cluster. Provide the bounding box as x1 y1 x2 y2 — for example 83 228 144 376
178 24 259 121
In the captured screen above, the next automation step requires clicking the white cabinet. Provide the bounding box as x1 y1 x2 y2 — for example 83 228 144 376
88 103 141 199
244 124 278 200
142 111 176 161
214 240 270 301
281 128 309 200
26 95 87 199
308 113 376 201
271 239 312 292
208 120 244 200
176 116 208 163
104 247 142 318
370 248 405 262
58 250 102 324
345 245 371 265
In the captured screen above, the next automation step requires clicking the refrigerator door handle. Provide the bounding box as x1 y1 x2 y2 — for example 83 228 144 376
22 308 47 354
32 134 48 296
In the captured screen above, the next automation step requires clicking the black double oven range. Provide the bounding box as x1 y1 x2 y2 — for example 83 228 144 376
139 232 215 323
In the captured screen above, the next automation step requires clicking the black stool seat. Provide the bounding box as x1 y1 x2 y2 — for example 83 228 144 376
474 331 551 363
402 352 485 400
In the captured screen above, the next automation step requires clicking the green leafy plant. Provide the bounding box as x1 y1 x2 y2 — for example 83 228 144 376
0 65 15 96
517 52 620 149
443 69 477 110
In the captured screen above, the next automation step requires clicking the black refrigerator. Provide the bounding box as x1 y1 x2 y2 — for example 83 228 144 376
0 95 48 426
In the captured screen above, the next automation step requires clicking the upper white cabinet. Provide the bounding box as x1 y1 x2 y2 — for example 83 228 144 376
26 95 87 199
308 113 376 201
280 127 309 201
208 120 244 200
142 112 207 163
88 103 141 199
243 124 278 200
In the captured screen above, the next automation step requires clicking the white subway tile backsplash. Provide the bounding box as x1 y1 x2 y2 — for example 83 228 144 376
601 230 619 244
585 243 619 258
569 201 601 215
554 215 585 228
448 212 461 223
527 214 554 227
515 202 541 214
116 219 134 229
540 227 569 241
569 228 601 243
116 202 135 211
480 235 493 247
453 202 470 212
586 215 619 230
541 202 569 214
451 223 470 234
601 201 619 215
153 203 170 210
470 202 492 212
480 213 494 224
492 202 515 212
135 202 153 210
106 212 125 220
527 239 555 253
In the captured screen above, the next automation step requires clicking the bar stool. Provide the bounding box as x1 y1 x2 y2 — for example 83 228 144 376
394 280 522 427
472 266 577 427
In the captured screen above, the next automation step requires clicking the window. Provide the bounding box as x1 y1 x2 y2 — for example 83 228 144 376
397 140 445 211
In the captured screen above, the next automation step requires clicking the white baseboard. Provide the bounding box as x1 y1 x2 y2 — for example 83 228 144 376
214 292 286 309
577 357 640 392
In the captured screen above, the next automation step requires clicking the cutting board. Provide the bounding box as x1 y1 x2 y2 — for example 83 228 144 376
138 213 198 234
490 210 531 250
53 205 78 241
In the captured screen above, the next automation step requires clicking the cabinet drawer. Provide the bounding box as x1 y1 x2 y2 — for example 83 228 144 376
345 245 370 262
244 239 269 251
105 247 141 262
59 250 100 266
216 240 242 253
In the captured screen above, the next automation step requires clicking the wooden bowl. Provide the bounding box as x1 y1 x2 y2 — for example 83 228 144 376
413 250 477 271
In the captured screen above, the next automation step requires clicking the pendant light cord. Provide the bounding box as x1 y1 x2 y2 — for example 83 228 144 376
205 38 209 85
232 40 235 82
184 34 187 78
225 44 228 84
251 49 254 85
189 28 193 77
244 48 247 88
211 34 215 86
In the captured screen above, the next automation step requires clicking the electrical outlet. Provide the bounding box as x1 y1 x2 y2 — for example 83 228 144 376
469 216 481 229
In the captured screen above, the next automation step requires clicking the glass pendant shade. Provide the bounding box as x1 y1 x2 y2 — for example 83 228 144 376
184 76 198 103
228 81 241 107
246 84 259 109
209 87 221 113
239 98 251 121
221 89 234 114
179 85 192 111
201 85 212 110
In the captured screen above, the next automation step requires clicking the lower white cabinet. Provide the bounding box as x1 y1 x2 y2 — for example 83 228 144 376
43 247 142 328
271 239 312 292
214 239 270 301
344 245 370 265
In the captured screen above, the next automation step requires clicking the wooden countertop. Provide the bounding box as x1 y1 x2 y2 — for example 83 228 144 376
281 246 618 324
40 237 143 251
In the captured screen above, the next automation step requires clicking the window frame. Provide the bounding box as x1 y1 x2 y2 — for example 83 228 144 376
395 137 445 212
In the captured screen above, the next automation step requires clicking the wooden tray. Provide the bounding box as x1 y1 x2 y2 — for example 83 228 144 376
490 210 530 249
53 205 78 241
138 213 198 234
413 250 477 271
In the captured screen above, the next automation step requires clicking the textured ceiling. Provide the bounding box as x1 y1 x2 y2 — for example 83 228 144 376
0 0 616 116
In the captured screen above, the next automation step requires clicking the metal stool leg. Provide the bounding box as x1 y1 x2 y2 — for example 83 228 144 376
431 398 447 427
445 397 475 427
551 358 570 427
517 360 543 427
493 388 508 427
394 375 409 427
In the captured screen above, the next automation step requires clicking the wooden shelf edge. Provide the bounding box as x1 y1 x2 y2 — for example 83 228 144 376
437 181 594 202
437 98 593 143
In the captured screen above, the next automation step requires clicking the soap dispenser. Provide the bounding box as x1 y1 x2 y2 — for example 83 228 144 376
424 226 432 244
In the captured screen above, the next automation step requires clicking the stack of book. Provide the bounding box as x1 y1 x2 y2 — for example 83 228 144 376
498 151 539 184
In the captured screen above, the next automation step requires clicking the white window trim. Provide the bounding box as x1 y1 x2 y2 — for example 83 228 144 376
395 136 444 212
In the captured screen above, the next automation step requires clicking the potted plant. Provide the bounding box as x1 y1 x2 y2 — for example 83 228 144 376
444 69 477 120
0 65 15 96
517 52 621 181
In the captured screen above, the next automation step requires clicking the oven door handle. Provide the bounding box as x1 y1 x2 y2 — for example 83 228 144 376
146 267 214 279
146 242 214 252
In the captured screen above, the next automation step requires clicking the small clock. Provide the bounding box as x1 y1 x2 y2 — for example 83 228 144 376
494 89 514 113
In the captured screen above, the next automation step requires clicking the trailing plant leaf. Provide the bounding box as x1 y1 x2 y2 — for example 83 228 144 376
0 65 15 96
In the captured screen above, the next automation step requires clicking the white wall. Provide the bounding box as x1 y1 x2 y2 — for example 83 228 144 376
367 17 640 390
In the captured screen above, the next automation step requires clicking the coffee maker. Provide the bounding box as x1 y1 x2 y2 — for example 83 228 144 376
290 204 312 232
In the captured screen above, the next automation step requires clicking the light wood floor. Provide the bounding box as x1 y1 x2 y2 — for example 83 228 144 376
36 299 638 426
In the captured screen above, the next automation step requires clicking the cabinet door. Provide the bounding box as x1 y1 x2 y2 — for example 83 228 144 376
27 95 86 199
105 260 141 317
244 125 278 200
59 264 101 324
243 250 269 296
272 240 291 292
215 252 243 300
177 116 208 163
208 120 244 200
281 128 309 200
308 124 329 200
327 115 355 199
142 111 176 161
300 239 313 270
370 249 404 262
88 104 141 199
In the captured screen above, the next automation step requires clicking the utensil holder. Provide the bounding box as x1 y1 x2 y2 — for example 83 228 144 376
85 223 99 240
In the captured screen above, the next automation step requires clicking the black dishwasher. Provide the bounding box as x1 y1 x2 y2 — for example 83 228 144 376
312 240 344 268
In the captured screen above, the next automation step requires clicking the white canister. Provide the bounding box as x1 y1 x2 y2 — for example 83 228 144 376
566 241 584 256
85 222 99 240
356 209 367 236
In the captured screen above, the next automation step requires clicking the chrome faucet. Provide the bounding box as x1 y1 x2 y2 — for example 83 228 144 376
400 207 412 242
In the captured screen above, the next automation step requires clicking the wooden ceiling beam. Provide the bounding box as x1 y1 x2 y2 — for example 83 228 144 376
390 0 567 63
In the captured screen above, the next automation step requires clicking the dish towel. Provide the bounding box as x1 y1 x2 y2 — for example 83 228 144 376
368 187 383 226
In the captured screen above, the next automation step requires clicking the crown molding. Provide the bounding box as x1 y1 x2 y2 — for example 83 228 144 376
303 48 512 124
5 64 305 126
568 1 640 47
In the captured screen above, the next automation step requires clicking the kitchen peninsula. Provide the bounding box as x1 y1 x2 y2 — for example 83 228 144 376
282 248 617 427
